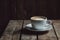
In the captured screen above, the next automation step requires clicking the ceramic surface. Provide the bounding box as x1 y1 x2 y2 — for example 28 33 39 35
25 23 52 31
31 16 48 30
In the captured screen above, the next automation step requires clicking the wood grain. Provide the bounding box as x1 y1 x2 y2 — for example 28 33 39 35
53 20 60 40
0 20 18 40
38 20 57 40
12 20 23 40
21 20 36 40
38 29 57 40
0 20 59 40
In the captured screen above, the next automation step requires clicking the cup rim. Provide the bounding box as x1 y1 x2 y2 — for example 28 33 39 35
30 16 47 21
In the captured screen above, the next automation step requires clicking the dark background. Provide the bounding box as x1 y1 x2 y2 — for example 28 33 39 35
17 0 59 19
0 0 60 37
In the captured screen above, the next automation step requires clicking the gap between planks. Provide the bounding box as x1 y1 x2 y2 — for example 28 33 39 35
0 20 23 40
0 20 59 40
21 20 36 40
38 20 57 40
52 20 60 40
21 20 58 40
0 20 18 40
12 20 23 40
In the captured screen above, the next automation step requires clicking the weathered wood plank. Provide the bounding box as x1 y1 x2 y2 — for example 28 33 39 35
53 20 60 40
21 20 36 40
38 20 57 40
12 20 23 40
0 20 59 40
0 20 19 40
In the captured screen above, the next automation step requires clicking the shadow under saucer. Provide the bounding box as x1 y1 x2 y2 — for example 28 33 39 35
20 28 49 35
13 27 49 35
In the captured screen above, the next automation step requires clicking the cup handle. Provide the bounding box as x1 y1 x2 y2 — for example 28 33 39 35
47 20 52 25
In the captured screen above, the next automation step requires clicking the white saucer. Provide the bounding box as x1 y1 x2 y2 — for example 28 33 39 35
25 21 53 31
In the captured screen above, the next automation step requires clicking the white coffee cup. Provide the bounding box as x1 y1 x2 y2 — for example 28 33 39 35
31 16 47 30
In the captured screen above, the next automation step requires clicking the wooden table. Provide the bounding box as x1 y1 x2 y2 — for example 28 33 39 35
0 20 60 40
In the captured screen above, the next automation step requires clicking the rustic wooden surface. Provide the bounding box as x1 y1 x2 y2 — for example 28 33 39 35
12 20 23 40
0 20 60 40
21 20 36 40
52 20 60 40
0 20 17 40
